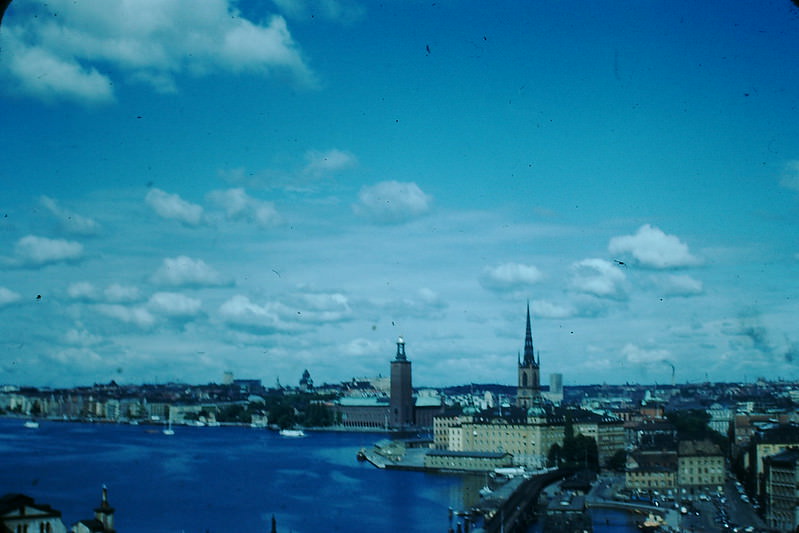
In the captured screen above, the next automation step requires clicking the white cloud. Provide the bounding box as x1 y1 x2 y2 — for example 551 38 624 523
67 281 99 301
96 304 156 329
354 181 432 224
302 149 357 178
780 160 799 192
104 283 141 303
479 263 544 292
0 287 22 307
569 258 627 299
64 328 102 346
151 256 230 287
147 292 202 317
621 343 670 364
207 188 281 227
145 188 204 226
3 34 115 104
654 274 704 297
530 299 574 319
39 196 101 235
1 0 316 103
218 295 290 333
341 338 381 357
10 235 84 267
608 224 700 269
297 291 352 322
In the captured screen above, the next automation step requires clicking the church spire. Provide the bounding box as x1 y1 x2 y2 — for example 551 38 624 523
523 301 536 366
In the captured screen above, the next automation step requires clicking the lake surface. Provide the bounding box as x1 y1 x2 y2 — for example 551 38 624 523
1 418 636 533
1 418 478 533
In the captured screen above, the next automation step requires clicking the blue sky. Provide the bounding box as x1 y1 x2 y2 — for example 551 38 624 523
1 0 798 389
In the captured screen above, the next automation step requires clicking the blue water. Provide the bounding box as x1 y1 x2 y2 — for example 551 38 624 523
0 419 472 533
1 419 637 533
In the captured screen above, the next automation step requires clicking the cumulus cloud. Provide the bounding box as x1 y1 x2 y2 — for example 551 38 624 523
151 256 230 287
608 224 700 269
622 343 670 364
2 34 115 104
147 292 202 317
569 258 627 299
479 263 544 293
0 287 22 307
9 235 84 267
302 149 357 178
218 295 290 333
104 283 141 303
67 281 99 301
40 196 101 236
354 181 432 224
207 188 281 227
341 338 382 357
654 274 704 297
530 299 574 319
780 160 799 193
96 304 156 329
145 188 204 226
1 0 316 104
64 328 102 346
297 291 352 322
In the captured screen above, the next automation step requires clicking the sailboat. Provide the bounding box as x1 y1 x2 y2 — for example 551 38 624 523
162 419 175 435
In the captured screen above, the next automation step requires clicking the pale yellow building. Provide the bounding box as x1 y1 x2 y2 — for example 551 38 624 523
677 440 725 493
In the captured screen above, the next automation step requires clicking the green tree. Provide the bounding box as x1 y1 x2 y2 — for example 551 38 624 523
606 449 627 472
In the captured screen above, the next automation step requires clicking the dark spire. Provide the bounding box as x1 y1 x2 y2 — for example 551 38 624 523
523 301 536 366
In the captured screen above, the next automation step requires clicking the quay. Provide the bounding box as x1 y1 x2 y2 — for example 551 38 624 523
358 442 571 532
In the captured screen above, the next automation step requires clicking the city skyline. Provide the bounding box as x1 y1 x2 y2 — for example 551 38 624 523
1 0 798 388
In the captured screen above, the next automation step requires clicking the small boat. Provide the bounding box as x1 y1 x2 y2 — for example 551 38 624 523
162 420 175 435
279 429 305 438
24 420 39 429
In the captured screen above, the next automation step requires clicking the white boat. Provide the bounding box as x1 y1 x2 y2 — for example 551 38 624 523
24 420 39 429
162 420 175 435
279 429 305 438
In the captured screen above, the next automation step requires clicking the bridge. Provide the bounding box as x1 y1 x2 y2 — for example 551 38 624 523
469 469 572 533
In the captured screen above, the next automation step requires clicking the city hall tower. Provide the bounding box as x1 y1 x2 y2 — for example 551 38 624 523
390 336 414 428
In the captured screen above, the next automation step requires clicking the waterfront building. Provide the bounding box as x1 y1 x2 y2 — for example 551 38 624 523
516 303 541 409
0 494 67 533
436 405 624 468
334 337 443 429
423 450 512 471
0 487 115 533
677 440 725 494
763 448 799 532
